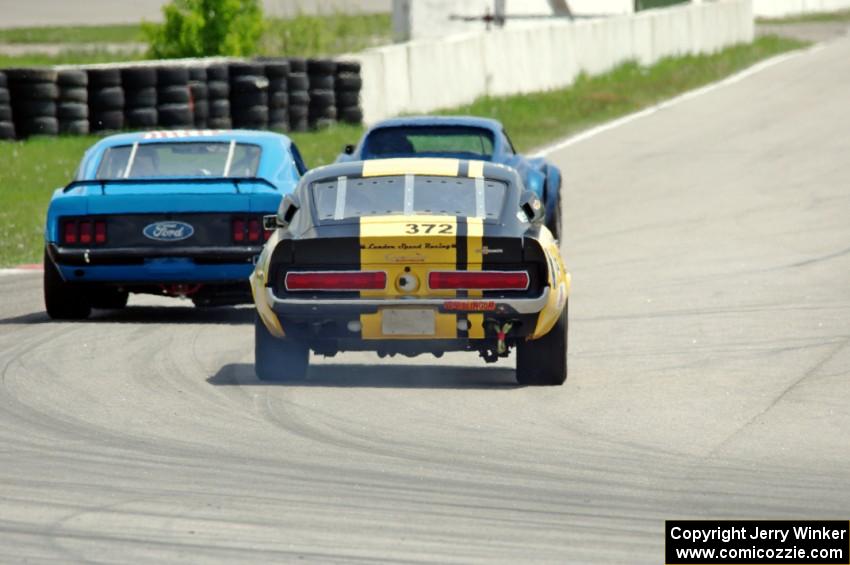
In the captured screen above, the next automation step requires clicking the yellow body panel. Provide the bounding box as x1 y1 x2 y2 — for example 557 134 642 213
468 313 485 339
250 231 285 338
359 215 460 340
531 228 570 339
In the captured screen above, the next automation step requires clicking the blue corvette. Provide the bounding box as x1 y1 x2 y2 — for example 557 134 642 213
44 129 306 319
337 116 563 238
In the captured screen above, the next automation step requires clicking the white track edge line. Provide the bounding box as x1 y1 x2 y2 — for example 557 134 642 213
0 269 40 277
533 43 825 157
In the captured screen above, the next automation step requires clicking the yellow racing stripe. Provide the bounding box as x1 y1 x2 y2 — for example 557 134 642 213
362 158 459 178
465 216 485 338
467 160 484 178
468 313 484 339
359 215 459 340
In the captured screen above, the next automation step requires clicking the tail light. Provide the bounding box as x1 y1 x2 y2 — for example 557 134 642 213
61 218 107 246
285 271 387 291
63 221 78 244
248 218 261 242
428 271 529 290
94 221 107 243
232 219 245 242
79 221 92 244
232 215 272 243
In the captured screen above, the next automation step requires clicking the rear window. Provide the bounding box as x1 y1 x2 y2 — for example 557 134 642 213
312 175 507 221
362 126 495 159
95 142 261 179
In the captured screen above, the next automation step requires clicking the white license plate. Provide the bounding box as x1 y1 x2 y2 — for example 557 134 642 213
381 309 436 336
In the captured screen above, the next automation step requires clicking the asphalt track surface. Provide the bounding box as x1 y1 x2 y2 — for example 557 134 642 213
1 38 849 563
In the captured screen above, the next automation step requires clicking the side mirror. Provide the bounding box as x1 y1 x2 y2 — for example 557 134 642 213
343 144 355 155
520 191 545 225
273 194 300 230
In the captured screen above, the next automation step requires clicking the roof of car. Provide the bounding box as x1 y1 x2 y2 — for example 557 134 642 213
91 129 294 149
302 157 520 186
364 115 504 132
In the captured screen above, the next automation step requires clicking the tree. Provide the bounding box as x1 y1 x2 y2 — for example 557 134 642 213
144 0 265 58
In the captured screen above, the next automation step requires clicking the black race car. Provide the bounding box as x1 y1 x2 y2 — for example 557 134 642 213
251 157 571 385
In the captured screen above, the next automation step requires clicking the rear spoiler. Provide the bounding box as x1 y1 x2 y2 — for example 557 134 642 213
62 176 277 194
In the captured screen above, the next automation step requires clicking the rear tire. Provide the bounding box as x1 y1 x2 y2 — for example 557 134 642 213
43 250 91 320
516 300 568 386
254 315 308 381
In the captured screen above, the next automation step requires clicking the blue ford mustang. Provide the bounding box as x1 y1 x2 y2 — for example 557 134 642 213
337 116 563 238
44 130 307 319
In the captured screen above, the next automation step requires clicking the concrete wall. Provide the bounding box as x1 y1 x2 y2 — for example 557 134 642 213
393 0 638 40
393 0 556 41
567 0 635 16
355 0 754 124
752 0 850 17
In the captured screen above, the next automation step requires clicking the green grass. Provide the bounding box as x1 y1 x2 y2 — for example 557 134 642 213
0 24 145 44
289 124 364 167
0 13 392 67
0 34 807 266
635 0 689 11
261 13 392 58
757 9 850 24
0 136 96 266
0 49 145 68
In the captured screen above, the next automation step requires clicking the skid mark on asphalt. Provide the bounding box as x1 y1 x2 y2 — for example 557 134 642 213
254 375 701 499
0 322 251 464
772 244 850 270
706 335 850 459
0 516 391 564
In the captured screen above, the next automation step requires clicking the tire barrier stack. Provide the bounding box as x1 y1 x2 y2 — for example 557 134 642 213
0 72 14 140
157 67 193 129
335 61 363 125
286 58 309 132
6 68 59 137
263 60 289 132
57 70 89 135
307 59 337 130
189 67 209 129
88 69 124 132
229 62 269 130
122 67 158 129
206 64 231 130
0 57 362 140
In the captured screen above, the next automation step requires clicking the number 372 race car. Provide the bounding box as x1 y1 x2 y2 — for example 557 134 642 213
251 158 571 385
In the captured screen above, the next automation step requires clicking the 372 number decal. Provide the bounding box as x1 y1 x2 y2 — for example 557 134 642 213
405 223 454 234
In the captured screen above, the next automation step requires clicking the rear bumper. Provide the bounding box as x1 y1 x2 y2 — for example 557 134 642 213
48 243 262 266
266 287 550 317
258 285 551 345
47 243 258 283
